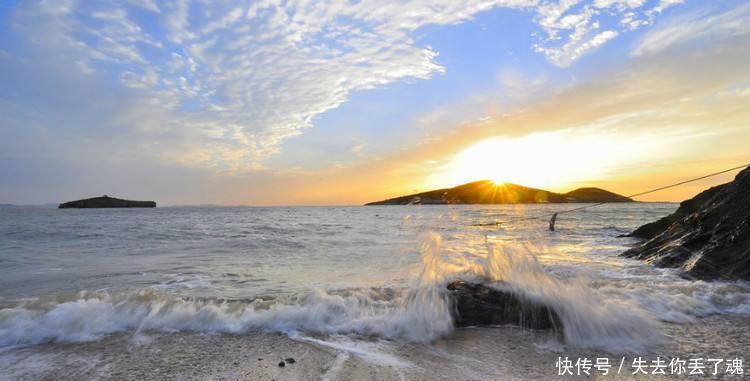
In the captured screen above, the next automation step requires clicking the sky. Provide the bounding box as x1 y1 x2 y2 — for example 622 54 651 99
0 0 749 205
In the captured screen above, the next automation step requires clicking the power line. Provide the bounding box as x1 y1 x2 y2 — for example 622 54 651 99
473 162 750 227
625 162 750 199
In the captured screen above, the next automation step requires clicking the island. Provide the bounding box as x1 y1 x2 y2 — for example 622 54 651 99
365 180 632 205
58 195 156 208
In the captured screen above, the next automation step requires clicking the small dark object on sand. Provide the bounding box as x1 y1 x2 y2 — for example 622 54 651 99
285 357 296 364
278 361 285 368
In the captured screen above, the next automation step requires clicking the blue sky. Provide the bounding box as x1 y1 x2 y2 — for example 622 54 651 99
1 0 749 205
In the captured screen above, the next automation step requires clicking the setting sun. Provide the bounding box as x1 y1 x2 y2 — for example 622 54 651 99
3 1 750 378
424 130 664 191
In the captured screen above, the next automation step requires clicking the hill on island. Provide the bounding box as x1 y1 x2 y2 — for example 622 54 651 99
59 195 156 208
365 180 632 205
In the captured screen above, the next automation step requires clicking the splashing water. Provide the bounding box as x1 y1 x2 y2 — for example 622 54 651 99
0 232 676 353
415 232 665 352
1 205 748 357
0 233 454 348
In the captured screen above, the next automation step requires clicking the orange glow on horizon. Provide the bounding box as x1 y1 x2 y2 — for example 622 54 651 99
422 131 668 192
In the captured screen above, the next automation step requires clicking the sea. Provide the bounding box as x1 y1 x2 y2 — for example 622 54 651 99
0 204 748 380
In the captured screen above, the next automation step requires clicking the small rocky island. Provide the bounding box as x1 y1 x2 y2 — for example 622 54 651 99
58 195 156 208
366 180 632 205
622 166 750 281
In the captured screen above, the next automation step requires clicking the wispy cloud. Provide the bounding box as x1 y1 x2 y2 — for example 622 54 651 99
633 3 750 56
7 0 681 172
1 1 747 205
532 0 683 66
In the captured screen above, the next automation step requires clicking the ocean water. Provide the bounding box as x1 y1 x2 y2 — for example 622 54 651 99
0 204 748 380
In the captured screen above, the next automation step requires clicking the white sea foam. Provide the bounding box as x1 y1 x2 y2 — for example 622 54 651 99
291 333 411 368
420 236 666 352
0 232 748 354
0 234 452 348
0 287 450 348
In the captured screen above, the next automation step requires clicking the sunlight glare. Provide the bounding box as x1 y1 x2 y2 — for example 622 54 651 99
425 130 658 191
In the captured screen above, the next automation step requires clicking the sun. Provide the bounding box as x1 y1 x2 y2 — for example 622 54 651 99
456 137 558 187
424 130 653 191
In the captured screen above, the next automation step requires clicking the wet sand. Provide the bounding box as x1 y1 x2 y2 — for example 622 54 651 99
2 315 747 381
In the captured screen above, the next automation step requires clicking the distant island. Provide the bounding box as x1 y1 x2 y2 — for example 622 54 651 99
59 195 156 208
366 180 632 205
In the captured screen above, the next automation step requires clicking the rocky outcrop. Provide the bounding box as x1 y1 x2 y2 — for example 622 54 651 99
59 195 156 208
366 180 632 205
622 167 750 281
447 280 561 329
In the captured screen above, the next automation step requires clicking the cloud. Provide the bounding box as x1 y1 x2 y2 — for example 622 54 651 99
634 3 750 56
388 34 750 202
536 28 619 67
593 0 647 9
351 143 366 157
6 0 682 173
531 0 684 66
2 2 748 205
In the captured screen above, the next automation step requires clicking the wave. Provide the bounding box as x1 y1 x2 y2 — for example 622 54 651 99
429 236 664 352
0 286 453 348
1 233 748 353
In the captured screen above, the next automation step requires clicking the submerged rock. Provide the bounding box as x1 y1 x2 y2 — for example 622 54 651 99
447 280 561 329
59 195 156 208
622 166 750 281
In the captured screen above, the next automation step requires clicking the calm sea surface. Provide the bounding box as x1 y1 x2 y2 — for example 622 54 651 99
1 204 748 380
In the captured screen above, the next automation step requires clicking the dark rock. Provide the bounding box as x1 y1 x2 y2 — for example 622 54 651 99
622 166 750 281
277 361 285 368
366 181 632 205
59 195 156 208
284 358 295 364
446 280 561 330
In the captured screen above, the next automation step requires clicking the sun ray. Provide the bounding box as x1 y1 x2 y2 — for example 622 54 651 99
424 130 664 191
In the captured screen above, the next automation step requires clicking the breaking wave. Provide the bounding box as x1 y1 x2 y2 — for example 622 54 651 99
0 286 451 348
1 233 748 353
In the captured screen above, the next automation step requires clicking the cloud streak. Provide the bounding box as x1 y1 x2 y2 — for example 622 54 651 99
633 3 750 56
4 0 683 173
